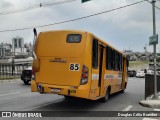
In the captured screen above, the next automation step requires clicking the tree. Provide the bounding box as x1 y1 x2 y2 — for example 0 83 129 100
82 0 91 3
156 57 160 63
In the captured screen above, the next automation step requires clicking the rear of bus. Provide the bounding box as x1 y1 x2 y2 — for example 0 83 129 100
31 30 92 99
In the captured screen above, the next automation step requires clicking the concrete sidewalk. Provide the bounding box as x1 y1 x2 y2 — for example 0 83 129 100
0 78 21 84
139 94 160 109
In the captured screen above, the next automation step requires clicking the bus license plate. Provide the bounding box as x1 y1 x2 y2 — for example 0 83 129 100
51 88 61 93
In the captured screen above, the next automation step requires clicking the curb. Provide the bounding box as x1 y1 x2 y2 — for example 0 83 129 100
139 99 160 109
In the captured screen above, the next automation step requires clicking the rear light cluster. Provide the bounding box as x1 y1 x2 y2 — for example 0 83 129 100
80 65 89 85
32 67 36 80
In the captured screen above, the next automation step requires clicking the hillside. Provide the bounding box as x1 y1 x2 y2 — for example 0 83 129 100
129 61 149 70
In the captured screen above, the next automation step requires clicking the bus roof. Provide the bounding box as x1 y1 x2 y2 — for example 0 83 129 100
89 32 127 58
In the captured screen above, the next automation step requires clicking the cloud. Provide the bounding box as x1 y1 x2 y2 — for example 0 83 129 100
0 0 13 9
0 0 159 52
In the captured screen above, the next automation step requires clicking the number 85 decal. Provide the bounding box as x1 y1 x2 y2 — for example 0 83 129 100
69 63 80 71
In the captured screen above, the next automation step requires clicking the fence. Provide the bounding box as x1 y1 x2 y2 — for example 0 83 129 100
0 62 32 80
145 74 160 99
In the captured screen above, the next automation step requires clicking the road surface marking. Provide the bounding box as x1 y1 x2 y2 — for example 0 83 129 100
122 105 133 111
23 99 64 111
0 92 23 97
142 118 158 120
154 109 160 111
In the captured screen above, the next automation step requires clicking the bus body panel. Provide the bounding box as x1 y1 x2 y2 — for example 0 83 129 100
31 80 90 98
36 57 82 86
35 31 87 87
36 31 86 58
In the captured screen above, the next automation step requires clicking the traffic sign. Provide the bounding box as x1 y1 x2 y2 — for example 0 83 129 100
149 34 158 45
82 0 91 3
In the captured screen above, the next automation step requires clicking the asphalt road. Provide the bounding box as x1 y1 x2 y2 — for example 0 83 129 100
0 77 159 120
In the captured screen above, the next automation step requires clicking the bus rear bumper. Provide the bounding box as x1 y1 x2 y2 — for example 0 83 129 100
31 80 90 99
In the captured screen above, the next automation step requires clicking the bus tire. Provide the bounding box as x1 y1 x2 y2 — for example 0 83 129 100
120 89 124 93
121 82 127 93
23 80 29 85
64 96 72 99
100 88 110 103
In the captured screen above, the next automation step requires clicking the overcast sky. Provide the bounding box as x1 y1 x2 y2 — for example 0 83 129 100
0 0 160 52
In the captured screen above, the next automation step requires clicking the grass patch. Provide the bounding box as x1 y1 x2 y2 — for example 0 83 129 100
0 77 20 80
129 61 149 67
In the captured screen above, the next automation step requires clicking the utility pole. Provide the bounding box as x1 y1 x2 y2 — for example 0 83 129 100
152 0 157 98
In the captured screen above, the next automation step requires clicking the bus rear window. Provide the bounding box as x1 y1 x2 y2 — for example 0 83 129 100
67 34 82 43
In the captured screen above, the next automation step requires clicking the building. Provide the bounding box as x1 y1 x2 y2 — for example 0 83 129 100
11 36 27 55
0 43 12 57
0 36 33 59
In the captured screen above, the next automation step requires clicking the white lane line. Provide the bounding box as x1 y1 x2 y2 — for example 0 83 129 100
142 118 158 120
0 92 23 97
23 99 64 111
154 109 160 111
122 105 133 111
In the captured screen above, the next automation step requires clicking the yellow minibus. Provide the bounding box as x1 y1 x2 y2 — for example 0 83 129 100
31 30 128 102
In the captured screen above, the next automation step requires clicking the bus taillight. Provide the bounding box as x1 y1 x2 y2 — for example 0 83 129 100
82 68 87 73
82 73 87 78
80 65 88 85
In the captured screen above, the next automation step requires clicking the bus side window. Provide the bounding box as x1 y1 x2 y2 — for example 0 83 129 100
115 52 118 71
92 39 98 69
106 46 112 70
112 50 116 70
119 55 122 71
117 53 122 71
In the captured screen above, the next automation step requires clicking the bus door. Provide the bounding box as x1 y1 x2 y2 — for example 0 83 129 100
92 39 104 97
98 45 104 96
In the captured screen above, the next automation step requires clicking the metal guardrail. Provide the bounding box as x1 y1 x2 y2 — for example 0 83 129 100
0 62 32 79
145 74 160 99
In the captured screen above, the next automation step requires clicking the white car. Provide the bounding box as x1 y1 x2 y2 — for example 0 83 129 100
147 69 154 74
136 71 145 78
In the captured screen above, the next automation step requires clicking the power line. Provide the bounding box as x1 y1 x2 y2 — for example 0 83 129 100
155 6 160 10
146 0 160 10
0 0 76 15
0 0 146 33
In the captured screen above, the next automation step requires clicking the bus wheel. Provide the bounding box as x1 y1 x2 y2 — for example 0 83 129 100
120 89 124 93
23 80 29 85
100 88 110 103
64 96 72 99
121 83 127 93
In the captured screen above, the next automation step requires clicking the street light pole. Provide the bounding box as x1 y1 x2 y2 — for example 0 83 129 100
152 0 157 98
